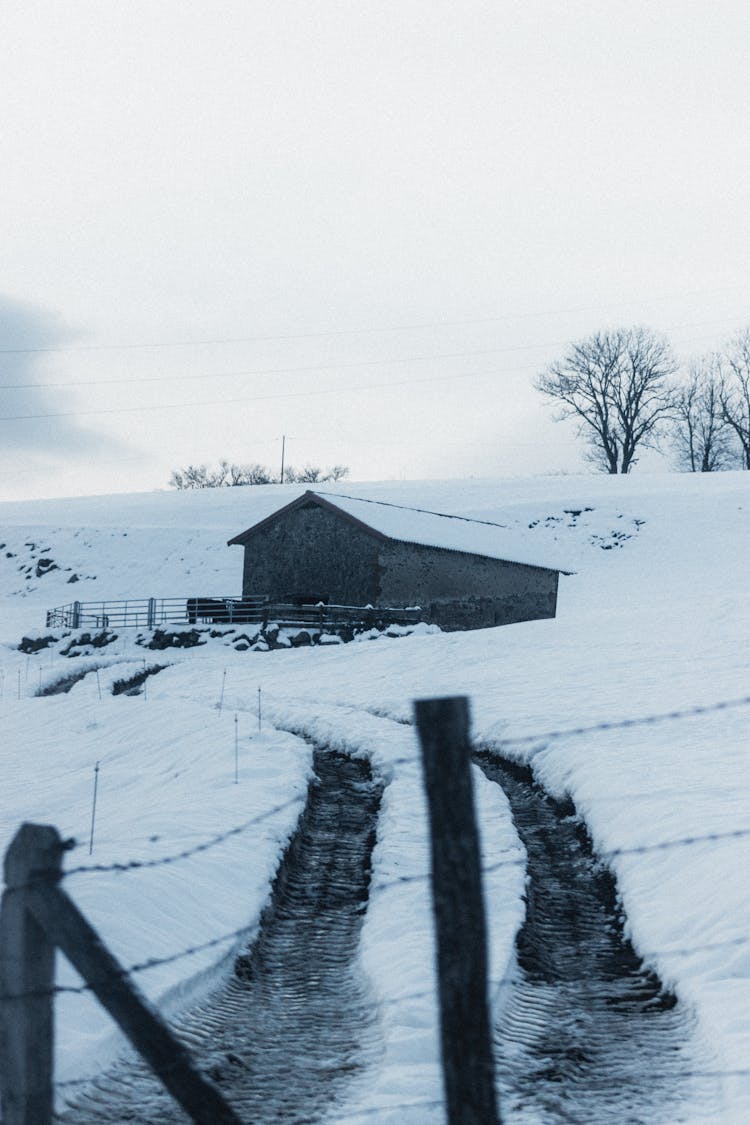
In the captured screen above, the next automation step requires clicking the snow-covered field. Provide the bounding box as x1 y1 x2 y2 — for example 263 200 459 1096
1 472 748 1122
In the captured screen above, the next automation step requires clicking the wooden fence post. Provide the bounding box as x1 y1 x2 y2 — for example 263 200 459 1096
1 823 243 1125
0 823 61 1125
414 696 500 1125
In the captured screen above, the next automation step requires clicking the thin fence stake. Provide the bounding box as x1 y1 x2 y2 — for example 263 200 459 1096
38 667 42 694
234 714 239 784
218 669 227 716
89 762 100 856
17 669 21 700
257 686 262 734
96 669 102 701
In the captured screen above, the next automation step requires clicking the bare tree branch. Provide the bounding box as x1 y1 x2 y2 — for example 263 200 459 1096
536 327 676 473
672 356 738 472
168 461 349 489
720 328 750 469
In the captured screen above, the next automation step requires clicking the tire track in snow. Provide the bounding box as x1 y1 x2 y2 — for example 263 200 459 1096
58 750 383 1124
477 753 720 1123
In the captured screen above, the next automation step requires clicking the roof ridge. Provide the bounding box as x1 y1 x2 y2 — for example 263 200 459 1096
320 490 511 531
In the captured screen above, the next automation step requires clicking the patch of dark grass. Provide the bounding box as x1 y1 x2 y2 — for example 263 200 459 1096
112 664 167 695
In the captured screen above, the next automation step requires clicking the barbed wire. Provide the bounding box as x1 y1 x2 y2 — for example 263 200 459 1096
498 692 750 747
63 795 304 880
371 690 750 760
1 922 257 1004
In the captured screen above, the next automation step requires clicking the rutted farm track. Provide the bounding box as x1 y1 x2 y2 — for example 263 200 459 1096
59 751 383 1124
59 736 717 1124
477 753 717 1124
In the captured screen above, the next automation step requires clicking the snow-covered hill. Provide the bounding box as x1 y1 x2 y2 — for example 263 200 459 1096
1 472 748 1122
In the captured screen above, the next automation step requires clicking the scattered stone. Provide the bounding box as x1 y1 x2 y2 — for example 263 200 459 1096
67 573 80 583
18 634 58 654
60 631 117 655
145 628 206 650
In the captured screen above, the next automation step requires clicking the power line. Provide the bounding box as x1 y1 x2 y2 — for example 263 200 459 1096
0 318 745 424
0 315 745 393
0 364 540 422
0 343 569 391
0 283 744 356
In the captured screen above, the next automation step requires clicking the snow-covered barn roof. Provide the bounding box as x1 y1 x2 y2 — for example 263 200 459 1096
228 490 573 573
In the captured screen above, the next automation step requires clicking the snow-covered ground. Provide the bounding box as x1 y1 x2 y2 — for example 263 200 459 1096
1 471 748 1122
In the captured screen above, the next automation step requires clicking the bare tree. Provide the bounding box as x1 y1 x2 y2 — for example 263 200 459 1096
720 329 750 469
290 464 325 483
672 357 737 472
326 464 349 482
168 464 213 489
283 464 349 484
229 462 276 485
537 326 677 474
169 460 348 489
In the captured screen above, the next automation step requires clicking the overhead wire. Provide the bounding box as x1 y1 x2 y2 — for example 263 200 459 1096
0 281 744 356
0 321 746 426
0 313 745 392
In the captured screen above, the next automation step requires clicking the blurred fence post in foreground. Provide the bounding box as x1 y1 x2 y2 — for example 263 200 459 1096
415 695 501 1125
0 822 242 1125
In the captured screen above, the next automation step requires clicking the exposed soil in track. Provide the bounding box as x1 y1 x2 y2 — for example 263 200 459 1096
59 750 383 1124
476 753 717 1124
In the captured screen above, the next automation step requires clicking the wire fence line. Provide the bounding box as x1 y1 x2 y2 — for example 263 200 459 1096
5 688 750 1122
64 795 305 879
7 688 748 898
380 690 750 763
4 924 259 1005
498 692 750 746
3 796 306 900
8 897 750 1012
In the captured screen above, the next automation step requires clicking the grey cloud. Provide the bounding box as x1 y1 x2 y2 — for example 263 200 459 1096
0 295 125 459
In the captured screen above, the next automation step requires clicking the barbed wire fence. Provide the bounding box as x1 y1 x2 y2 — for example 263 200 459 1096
1 689 749 1122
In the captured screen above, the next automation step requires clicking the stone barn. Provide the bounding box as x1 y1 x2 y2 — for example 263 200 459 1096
227 491 568 631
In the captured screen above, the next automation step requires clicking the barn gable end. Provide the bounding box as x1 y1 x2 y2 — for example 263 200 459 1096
233 496 384 607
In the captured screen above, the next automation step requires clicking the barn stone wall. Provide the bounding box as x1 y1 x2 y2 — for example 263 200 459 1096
377 540 559 630
240 501 381 604
238 501 560 631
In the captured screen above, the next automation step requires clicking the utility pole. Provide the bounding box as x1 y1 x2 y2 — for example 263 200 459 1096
280 435 285 484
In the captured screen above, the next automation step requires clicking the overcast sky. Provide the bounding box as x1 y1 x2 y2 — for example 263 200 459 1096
2 1 750 501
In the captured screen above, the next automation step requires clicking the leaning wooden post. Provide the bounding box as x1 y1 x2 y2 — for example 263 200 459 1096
0 823 62 1125
25 881 243 1125
414 696 500 1125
